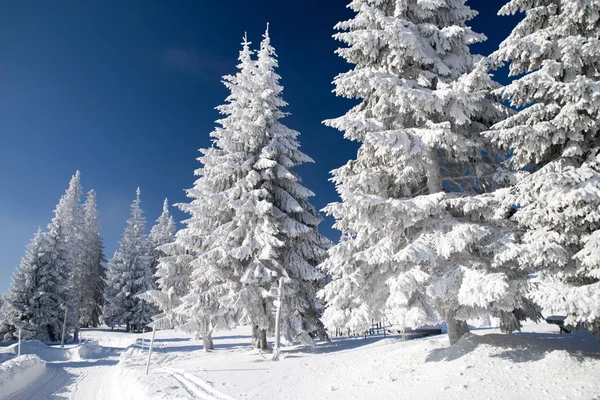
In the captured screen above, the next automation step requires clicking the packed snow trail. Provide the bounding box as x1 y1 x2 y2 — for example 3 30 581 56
7 356 121 400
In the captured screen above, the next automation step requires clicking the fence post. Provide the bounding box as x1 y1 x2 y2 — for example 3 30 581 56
145 328 156 375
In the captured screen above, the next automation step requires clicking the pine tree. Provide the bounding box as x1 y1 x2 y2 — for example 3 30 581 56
485 0 600 333
253 27 330 345
175 30 329 349
4 229 46 340
78 190 106 327
143 198 187 330
319 0 536 345
48 171 85 338
6 226 70 342
149 199 176 276
103 188 156 331
174 35 259 349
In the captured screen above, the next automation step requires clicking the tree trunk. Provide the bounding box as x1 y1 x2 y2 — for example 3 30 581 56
446 310 469 345
252 325 268 350
73 327 79 342
202 331 214 351
425 149 442 194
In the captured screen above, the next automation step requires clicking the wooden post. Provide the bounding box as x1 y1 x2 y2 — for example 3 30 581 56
60 305 68 348
17 327 22 357
145 328 156 375
273 277 284 361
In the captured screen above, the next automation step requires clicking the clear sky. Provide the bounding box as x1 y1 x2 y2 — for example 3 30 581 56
0 1 521 292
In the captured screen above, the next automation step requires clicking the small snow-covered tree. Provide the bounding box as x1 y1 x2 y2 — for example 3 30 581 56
4 229 46 340
176 30 329 349
78 190 106 327
319 0 536 344
104 188 156 331
6 226 70 341
149 198 176 276
485 0 600 333
142 198 188 330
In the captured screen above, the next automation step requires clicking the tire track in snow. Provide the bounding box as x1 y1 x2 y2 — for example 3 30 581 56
163 368 235 400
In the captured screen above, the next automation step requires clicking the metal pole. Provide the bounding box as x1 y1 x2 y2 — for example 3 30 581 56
272 277 284 361
141 330 145 351
145 328 156 375
18 327 22 357
61 306 68 348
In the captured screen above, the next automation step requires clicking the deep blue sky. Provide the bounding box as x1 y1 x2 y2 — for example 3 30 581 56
0 1 520 292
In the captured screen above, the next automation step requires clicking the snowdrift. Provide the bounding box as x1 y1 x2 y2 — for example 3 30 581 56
0 355 46 399
0 340 73 362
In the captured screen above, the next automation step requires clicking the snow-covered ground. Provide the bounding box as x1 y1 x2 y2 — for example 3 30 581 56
1 322 599 399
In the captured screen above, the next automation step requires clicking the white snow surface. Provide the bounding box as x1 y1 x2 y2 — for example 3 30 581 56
0 354 46 399
0 323 599 399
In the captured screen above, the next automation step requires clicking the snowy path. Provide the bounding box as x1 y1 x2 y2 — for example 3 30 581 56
6 353 121 400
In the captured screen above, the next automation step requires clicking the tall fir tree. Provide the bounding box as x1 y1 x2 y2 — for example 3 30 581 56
319 0 536 344
253 27 330 344
175 30 329 349
48 171 85 338
78 190 106 327
485 0 600 333
103 188 156 331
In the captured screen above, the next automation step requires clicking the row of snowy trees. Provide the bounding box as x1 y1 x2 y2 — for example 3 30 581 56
103 190 176 332
318 0 600 344
3 0 597 347
1 172 106 341
141 0 599 348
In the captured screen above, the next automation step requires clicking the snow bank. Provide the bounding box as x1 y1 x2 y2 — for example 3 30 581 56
0 355 46 399
0 340 73 362
77 340 113 360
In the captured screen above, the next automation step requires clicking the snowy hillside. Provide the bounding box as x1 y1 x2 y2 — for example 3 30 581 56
1 322 599 399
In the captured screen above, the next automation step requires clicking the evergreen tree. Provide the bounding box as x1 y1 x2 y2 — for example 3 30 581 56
486 0 600 333
78 190 106 327
149 198 176 276
319 0 535 344
143 199 188 330
175 30 329 349
103 188 156 331
6 226 70 341
144 241 193 331
253 27 330 345
4 229 46 340
48 171 85 337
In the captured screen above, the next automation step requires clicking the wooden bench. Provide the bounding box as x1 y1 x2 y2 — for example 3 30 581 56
545 315 571 333
386 327 442 340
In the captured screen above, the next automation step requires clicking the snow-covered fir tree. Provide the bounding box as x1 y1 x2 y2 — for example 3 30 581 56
149 198 176 277
175 29 329 349
104 188 156 331
3 229 46 340
319 0 538 344
485 0 600 333
51 171 84 335
142 198 188 330
78 190 106 327
5 225 70 341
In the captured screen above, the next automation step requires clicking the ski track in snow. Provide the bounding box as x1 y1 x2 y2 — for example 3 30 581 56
163 368 236 400
5 353 120 400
